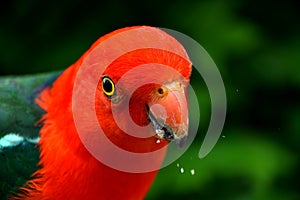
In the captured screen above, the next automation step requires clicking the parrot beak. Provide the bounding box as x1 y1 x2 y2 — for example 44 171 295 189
148 82 189 145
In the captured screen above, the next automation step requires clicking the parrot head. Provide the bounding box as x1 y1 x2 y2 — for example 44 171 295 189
95 41 192 153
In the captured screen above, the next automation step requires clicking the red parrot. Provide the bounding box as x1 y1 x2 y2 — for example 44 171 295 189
11 26 192 199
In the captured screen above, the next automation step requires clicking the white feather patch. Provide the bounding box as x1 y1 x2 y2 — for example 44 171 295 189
0 133 40 149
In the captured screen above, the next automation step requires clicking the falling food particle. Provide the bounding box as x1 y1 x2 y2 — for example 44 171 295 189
156 139 161 144
180 167 184 174
236 89 239 92
176 163 180 167
222 135 226 138
190 169 195 175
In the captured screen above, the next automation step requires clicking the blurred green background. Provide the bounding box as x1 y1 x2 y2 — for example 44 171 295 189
0 0 299 199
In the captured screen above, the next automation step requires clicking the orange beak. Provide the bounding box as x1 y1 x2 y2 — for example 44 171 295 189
148 81 189 144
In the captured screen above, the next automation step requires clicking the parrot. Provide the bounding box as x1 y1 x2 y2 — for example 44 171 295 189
9 26 192 199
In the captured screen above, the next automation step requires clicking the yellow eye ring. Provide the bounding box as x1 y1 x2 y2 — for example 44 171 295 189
102 76 115 97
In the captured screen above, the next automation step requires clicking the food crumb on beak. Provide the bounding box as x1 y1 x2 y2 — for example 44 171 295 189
176 135 187 149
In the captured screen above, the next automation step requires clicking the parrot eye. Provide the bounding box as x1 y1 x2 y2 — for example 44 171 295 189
102 76 116 98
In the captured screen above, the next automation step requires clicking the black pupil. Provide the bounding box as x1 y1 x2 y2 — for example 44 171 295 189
103 79 113 93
